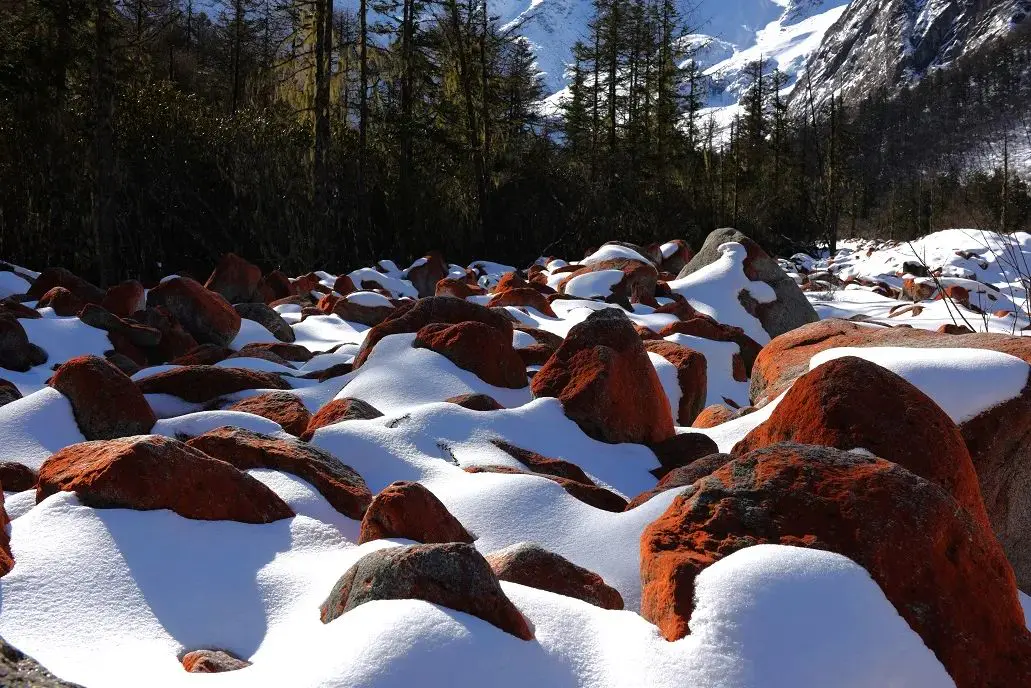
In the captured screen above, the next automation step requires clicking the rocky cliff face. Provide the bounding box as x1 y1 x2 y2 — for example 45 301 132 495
795 0 1029 109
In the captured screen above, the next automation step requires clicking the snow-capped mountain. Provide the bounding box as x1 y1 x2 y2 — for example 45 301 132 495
793 0 1030 109
505 0 1027 128
499 0 851 121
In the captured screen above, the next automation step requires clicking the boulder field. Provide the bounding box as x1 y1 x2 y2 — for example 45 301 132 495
0 230 1026 687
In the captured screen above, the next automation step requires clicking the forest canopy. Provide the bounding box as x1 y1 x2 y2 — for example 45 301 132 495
0 0 1029 284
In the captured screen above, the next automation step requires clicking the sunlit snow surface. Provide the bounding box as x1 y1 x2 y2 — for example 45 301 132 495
804 229 1031 334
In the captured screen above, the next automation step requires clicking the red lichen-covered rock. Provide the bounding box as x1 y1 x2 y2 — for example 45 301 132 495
353 297 513 369
78 304 161 347
181 650 251 673
134 365 290 403
0 316 47 372
301 398 383 440
937 323 974 335
626 453 733 509
659 316 762 379
445 393 504 411
27 267 105 305
331 294 396 327
643 340 707 425
36 287 85 316
639 443 1031 687
298 361 353 383
962 374 1031 592
653 297 698 321
0 298 41 320
658 239 694 275
133 306 199 363
414 321 528 389
733 356 990 528
435 278 485 299
0 490 12 576
901 277 937 302
101 280 146 318
648 432 720 479
0 462 37 492
186 427 371 519
104 351 141 376
359 481 474 544
48 355 156 440
493 272 529 294
105 332 147 369
487 288 557 317
750 318 1031 405
226 347 294 368
170 344 232 366
559 259 659 307
464 465 627 512
486 542 623 610
517 345 556 367
146 277 241 347
237 342 313 363
258 271 294 304
291 273 321 297
205 253 262 304
0 378 22 408
406 252 449 298
227 392 312 436
691 404 737 428
531 308 675 445
490 439 594 485
938 285 972 310
516 326 563 350
37 435 293 523
332 275 356 296
320 542 532 639
316 293 342 314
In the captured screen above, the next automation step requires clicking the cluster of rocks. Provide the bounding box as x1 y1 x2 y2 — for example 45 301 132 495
0 229 1028 686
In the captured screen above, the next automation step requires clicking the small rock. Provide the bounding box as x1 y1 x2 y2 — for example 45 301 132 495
359 481 474 544
486 542 623 609
48 355 156 440
301 398 384 440
319 543 532 640
227 392 312 436
146 277 241 347
181 649 251 673
234 302 296 343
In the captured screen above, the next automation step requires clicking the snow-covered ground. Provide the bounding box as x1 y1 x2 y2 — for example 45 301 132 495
796 228 1031 334
0 227 1028 686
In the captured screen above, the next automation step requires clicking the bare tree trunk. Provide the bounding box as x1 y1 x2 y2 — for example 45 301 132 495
92 0 115 285
479 0 491 242
590 20 600 181
356 0 372 258
607 0 618 158
313 0 334 243
398 0 414 249
445 0 487 246
231 0 243 114
1002 134 1009 233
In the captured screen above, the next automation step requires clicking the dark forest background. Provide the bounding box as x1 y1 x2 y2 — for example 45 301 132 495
1 0 1030 284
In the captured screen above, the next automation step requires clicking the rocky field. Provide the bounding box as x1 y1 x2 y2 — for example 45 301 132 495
0 228 1027 687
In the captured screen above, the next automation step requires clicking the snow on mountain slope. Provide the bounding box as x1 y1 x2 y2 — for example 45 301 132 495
797 0 1030 108
512 0 849 120
698 0 849 132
